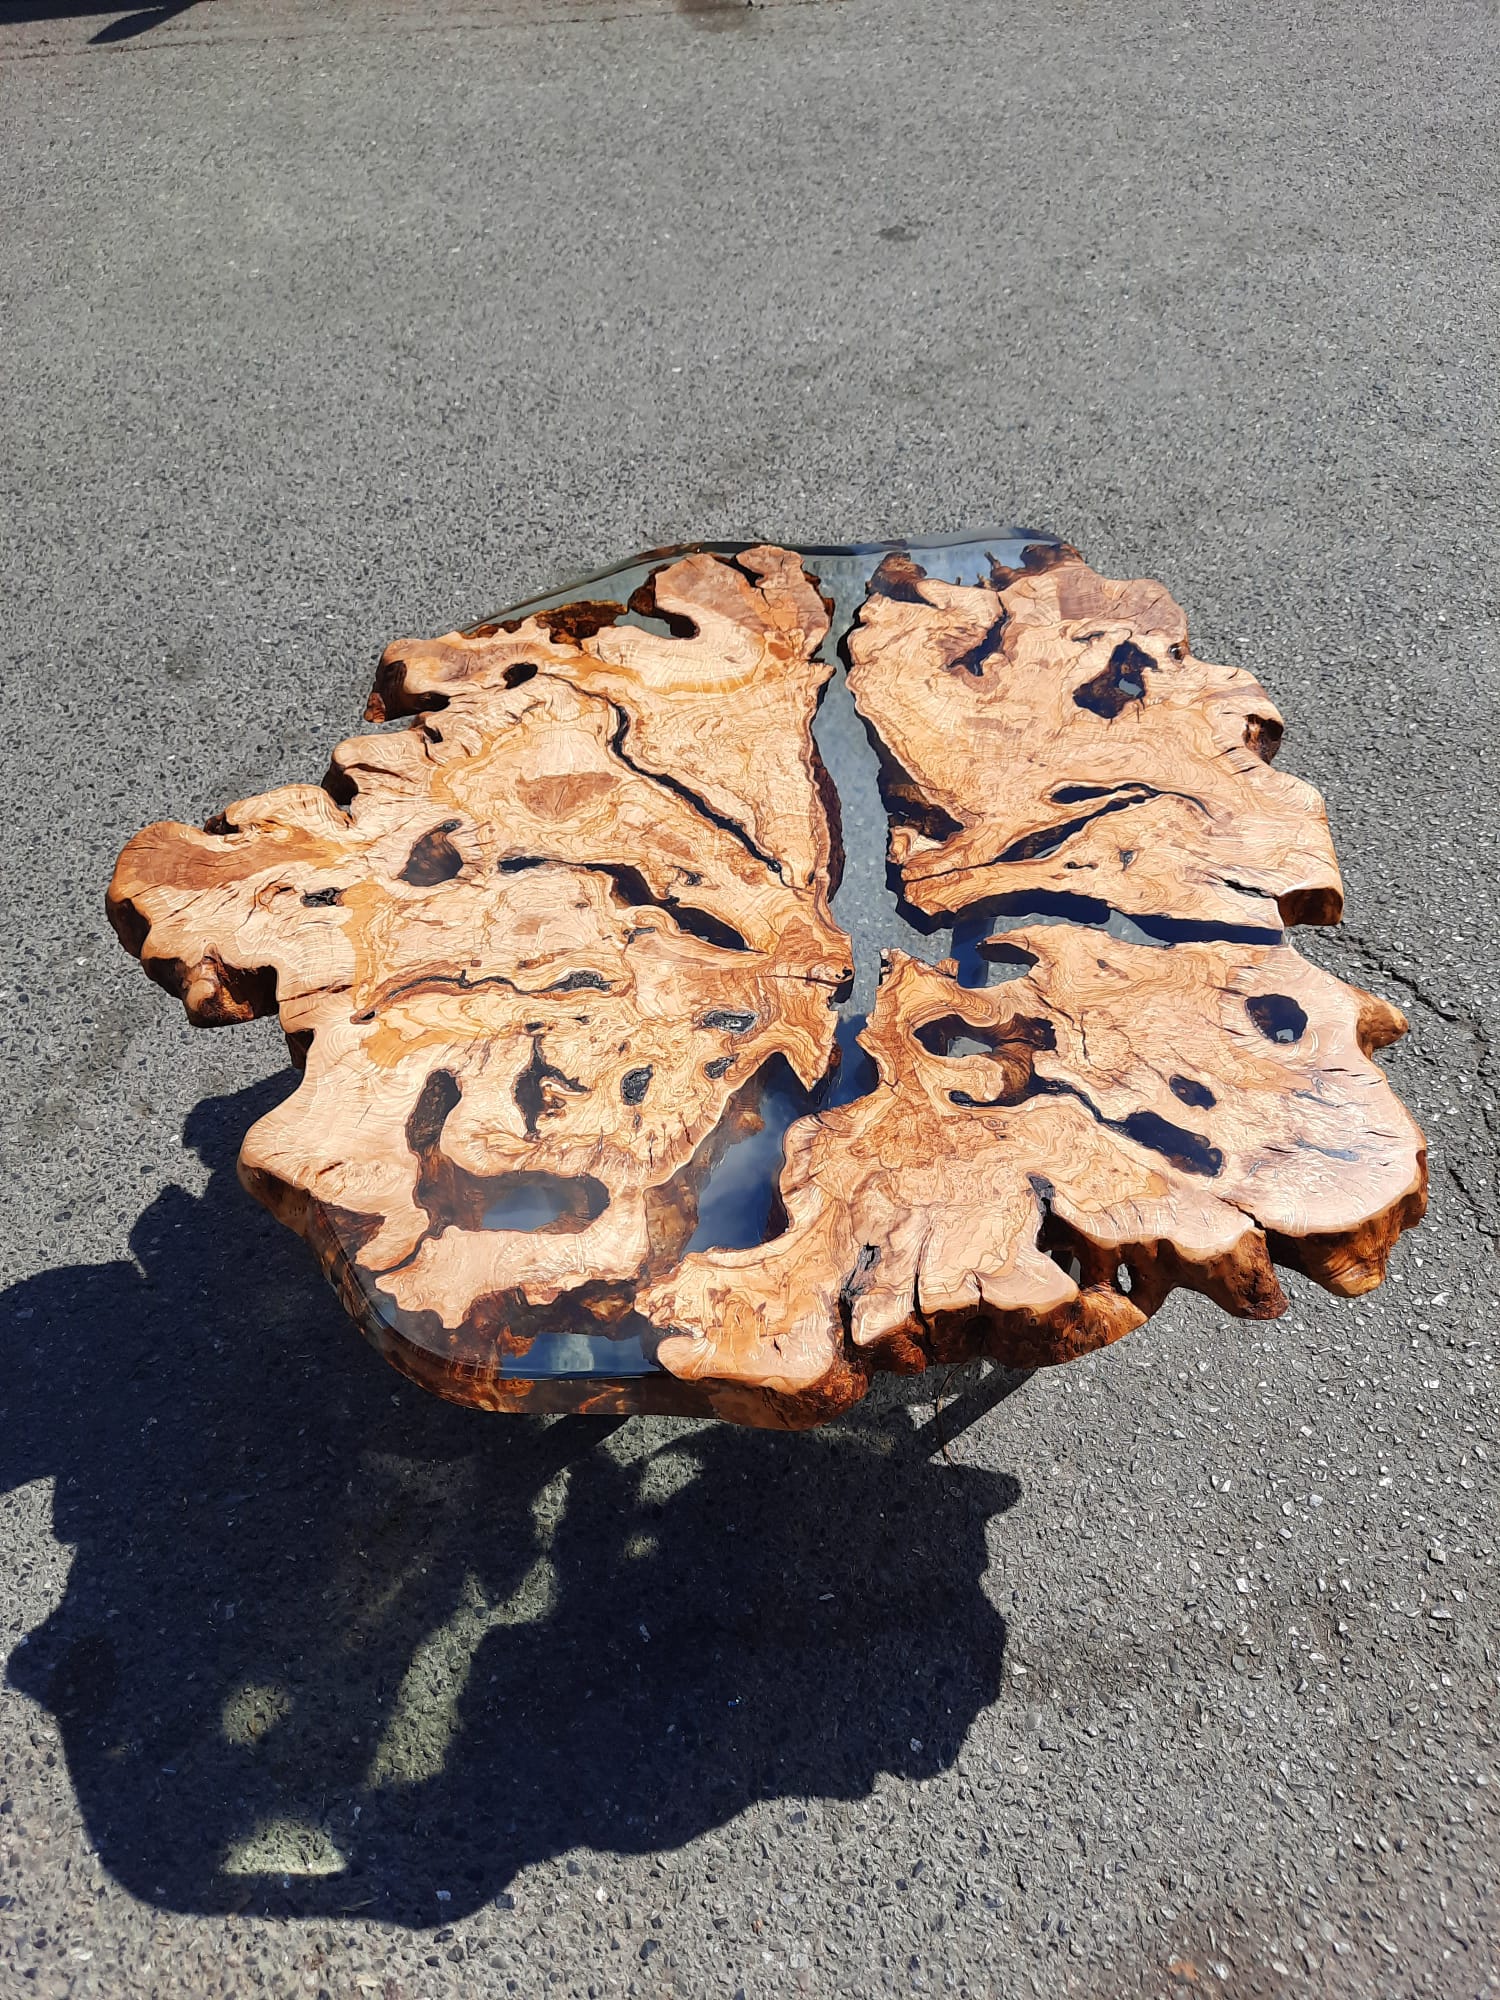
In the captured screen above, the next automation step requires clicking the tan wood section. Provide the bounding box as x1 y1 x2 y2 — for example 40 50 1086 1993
846 544 1344 933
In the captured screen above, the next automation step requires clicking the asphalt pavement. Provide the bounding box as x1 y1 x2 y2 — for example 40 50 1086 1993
2 1 1497 1995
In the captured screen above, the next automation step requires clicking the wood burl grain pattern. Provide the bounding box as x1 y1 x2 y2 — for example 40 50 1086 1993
641 928 1426 1409
109 539 1425 1427
846 545 1345 934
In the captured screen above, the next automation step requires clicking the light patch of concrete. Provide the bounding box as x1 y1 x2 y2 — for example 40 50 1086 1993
221 1817 347 1879
364 1468 569 1789
634 1447 704 1507
219 1681 292 1746
0 1480 72 1648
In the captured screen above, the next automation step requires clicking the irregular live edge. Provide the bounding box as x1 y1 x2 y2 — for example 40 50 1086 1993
640 927 1427 1406
107 547 854 1426
106 535 1429 1433
845 544 1345 933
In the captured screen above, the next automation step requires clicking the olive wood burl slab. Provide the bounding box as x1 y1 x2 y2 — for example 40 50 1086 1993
109 536 1427 1429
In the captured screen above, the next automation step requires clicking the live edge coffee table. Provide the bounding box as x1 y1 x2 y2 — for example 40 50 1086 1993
109 534 1427 1429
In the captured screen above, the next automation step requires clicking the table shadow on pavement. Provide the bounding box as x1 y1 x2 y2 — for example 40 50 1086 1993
2 1075 1021 1927
0 0 201 42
